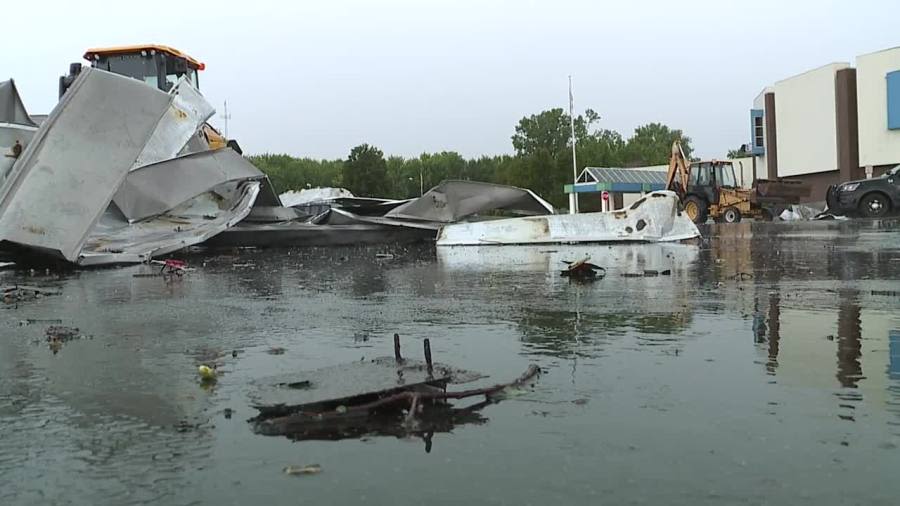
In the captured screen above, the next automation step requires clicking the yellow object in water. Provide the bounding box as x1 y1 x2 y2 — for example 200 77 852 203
198 365 217 381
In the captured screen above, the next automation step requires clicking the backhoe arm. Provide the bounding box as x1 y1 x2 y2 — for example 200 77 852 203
665 140 690 196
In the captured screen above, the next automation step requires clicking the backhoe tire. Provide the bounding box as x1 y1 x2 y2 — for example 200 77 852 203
722 206 742 223
683 196 708 224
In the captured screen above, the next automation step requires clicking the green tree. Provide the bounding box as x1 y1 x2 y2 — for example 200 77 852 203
579 128 627 168
511 108 598 157
418 151 467 190
623 123 692 166
249 154 343 194
507 108 603 207
726 144 749 159
343 144 388 197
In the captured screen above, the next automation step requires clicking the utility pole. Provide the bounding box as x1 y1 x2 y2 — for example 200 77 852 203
220 100 232 139
568 76 579 214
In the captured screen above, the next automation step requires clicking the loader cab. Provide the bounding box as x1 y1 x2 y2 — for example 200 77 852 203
60 45 205 98
84 45 204 92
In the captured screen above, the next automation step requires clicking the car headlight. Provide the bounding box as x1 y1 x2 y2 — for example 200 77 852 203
841 183 860 192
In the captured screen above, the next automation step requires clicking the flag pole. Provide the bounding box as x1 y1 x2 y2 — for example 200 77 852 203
568 76 579 214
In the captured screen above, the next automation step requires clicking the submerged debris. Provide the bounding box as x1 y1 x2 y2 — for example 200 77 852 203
621 269 672 278
561 257 606 280
45 325 80 342
249 336 538 449
19 318 63 326
150 259 188 275
283 464 322 476
3 285 60 304
45 325 81 354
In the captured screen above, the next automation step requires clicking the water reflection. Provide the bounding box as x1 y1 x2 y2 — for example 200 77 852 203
256 403 489 454
766 293 781 374
836 289 863 389
890 331 900 381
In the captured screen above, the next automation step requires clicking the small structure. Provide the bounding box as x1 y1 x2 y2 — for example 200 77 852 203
564 166 668 211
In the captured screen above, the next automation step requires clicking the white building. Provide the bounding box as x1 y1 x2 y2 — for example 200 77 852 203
748 46 900 203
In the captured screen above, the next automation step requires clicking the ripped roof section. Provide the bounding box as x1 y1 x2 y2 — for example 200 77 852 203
0 79 37 127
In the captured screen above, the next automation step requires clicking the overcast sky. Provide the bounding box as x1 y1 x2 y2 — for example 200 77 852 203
4 0 898 160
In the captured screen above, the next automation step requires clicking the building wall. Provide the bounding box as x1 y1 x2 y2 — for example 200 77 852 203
729 156 756 187
857 47 900 168
773 63 850 177
751 89 771 180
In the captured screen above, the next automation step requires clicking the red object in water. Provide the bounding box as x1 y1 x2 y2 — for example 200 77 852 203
164 259 187 270
158 259 188 275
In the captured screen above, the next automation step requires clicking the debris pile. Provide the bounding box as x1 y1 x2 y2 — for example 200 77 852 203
2 70 698 263
205 180 558 248
0 70 272 266
2 70 561 262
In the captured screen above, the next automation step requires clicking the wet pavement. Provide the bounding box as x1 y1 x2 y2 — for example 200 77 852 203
2 219 900 505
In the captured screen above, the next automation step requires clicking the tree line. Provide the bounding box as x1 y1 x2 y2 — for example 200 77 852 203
249 108 692 209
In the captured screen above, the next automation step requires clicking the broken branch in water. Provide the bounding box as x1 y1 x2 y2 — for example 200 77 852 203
260 364 541 429
319 364 539 417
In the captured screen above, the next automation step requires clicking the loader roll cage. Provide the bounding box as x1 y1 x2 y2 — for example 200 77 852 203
83 45 203 92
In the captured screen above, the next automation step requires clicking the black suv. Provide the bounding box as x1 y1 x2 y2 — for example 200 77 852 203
826 165 900 218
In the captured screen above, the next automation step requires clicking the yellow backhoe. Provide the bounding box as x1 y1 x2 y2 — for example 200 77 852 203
665 141 808 223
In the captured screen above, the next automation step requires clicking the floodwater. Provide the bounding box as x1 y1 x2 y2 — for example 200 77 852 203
2 220 900 505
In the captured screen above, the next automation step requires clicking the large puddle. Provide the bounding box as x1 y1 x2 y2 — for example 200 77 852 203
2 220 900 505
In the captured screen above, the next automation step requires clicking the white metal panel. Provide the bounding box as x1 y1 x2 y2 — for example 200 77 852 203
0 68 172 262
131 77 215 169
113 148 265 222
857 47 900 167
